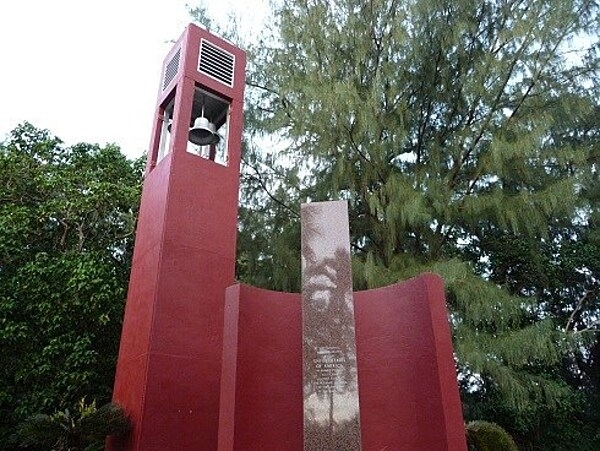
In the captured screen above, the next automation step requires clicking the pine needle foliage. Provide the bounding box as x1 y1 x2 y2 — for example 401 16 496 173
241 0 598 406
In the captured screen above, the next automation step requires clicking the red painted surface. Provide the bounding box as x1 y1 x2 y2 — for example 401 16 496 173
355 274 467 451
108 24 245 451
219 275 467 451
146 25 246 175
218 285 304 451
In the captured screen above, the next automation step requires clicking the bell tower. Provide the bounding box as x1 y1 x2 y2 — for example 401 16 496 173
108 24 246 451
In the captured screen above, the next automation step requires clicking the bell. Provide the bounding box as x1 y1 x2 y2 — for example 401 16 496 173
189 117 220 146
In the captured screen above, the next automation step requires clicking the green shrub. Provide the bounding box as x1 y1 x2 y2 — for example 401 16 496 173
466 420 519 451
17 398 129 451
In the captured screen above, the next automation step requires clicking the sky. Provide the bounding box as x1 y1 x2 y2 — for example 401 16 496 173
0 0 267 159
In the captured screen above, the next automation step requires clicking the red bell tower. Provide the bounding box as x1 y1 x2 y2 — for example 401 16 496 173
108 24 246 451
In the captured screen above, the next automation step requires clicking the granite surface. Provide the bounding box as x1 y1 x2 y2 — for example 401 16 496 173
301 201 362 451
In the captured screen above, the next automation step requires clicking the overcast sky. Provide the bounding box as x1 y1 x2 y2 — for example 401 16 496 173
0 0 267 159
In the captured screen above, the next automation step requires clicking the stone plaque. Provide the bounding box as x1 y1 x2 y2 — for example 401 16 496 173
301 201 362 451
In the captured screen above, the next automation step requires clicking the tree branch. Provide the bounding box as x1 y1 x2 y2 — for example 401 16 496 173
565 289 595 332
241 155 300 218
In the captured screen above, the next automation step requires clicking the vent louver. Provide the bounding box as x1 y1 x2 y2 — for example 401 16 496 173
198 39 235 87
162 48 181 91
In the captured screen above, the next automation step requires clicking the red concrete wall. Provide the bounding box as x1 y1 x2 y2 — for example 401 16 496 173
109 150 240 451
219 275 467 451
355 274 467 450
219 285 304 450
109 23 246 451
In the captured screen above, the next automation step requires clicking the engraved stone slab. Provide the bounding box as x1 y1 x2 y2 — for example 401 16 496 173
301 201 362 451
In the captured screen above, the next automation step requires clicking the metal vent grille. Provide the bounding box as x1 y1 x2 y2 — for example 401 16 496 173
198 39 235 87
162 48 181 91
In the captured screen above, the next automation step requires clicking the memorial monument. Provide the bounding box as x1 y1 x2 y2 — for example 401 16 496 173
301 201 361 450
109 23 468 451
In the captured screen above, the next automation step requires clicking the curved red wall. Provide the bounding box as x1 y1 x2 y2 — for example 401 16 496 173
218 274 467 451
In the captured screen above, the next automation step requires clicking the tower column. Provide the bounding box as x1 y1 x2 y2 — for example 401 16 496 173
108 24 246 451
